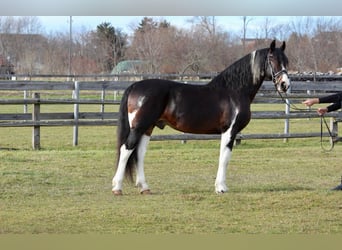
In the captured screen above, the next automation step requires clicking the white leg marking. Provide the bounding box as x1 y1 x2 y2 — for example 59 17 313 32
215 108 239 193
112 144 134 192
135 134 150 192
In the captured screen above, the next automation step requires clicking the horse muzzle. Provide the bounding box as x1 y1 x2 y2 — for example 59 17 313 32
275 73 291 93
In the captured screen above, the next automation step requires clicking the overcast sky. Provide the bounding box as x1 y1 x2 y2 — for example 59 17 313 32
2 0 341 16
38 16 295 37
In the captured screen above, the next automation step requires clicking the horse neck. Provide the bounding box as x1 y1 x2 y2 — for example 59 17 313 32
247 49 269 100
209 49 267 100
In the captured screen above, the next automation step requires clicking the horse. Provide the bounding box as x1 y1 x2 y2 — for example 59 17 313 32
112 40 290 195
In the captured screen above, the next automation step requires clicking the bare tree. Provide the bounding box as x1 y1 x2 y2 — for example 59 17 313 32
312 17 342 72
286 17 317 73
191 16 217 38
183 16 237 73
44 32 71 74
242 16 253 53
262 17 271 39
127 17 175 74
287 16 342 73
0 17 46 74
0 16 42 34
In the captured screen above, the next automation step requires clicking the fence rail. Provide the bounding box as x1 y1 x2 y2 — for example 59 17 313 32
1 76 342 149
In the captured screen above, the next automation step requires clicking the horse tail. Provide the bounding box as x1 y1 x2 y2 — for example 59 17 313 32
116 85 136 182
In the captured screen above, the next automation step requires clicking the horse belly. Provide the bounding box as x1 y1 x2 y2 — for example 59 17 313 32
161 105 222 134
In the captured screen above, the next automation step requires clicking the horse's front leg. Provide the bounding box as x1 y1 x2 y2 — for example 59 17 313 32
215 114 238 193
215 133 233 193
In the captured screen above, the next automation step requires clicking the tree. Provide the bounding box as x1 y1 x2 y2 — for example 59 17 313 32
95 22 127 72
127 17 174 74
185 16 237 73
137 17 158 32
311 17 342 72
0 16 45 74
241 16 253 53
287 16 342 73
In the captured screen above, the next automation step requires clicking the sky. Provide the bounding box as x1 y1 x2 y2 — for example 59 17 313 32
37 16 294 37
3 0 341 16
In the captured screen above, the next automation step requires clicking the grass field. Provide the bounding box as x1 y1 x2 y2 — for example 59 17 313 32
1 100 342 233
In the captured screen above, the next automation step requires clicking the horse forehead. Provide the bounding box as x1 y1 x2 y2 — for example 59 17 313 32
274 49 288 65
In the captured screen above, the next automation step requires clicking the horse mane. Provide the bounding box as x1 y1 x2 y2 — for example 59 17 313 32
208 48 269 89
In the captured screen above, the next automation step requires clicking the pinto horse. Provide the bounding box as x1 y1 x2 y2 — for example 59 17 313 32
112 40 290 195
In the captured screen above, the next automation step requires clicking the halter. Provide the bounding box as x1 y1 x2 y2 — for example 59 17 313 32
266 54 288 85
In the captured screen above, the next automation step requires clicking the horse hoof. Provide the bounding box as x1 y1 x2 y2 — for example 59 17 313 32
112 190 123 196
215 190 227 194
140 189 152 195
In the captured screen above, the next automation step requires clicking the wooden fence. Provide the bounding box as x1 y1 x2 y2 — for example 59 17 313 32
1 75 342 149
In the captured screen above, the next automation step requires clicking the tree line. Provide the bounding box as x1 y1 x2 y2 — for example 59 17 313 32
0 16 341 76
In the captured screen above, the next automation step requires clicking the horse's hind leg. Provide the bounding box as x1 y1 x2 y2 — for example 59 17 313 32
112 128 142 195
112 144 134 195
112 128 152 195
135 134 151 194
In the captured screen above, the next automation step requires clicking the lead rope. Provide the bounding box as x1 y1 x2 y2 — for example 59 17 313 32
276 89 335 152
320 115 335 152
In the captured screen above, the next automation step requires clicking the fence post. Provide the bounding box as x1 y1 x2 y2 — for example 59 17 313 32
283 98 290 143
101 88 105 118
73 81 79 146
23 90 28 113
283 86 291 143
32 93 40 150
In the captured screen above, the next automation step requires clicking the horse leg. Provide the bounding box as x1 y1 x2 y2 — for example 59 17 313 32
215 111 239 194
135 134 151 194
112 127 143 195
215 133 233 193
112 144 134 195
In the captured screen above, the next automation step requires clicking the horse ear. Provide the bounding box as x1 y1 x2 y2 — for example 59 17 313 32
270 40 276 52
280 41 286 51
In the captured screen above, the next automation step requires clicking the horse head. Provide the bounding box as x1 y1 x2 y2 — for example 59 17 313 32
266 40 291 93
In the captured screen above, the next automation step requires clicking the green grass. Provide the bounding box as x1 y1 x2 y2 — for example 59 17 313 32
1 133 342 233
0 100 342 234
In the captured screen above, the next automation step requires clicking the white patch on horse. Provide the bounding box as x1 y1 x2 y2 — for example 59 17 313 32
128 110 137 128
250 50 256 67
250 50 260 84
137 96 146 107
215 107 239 193
128 97 146 128
277 64 291 92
